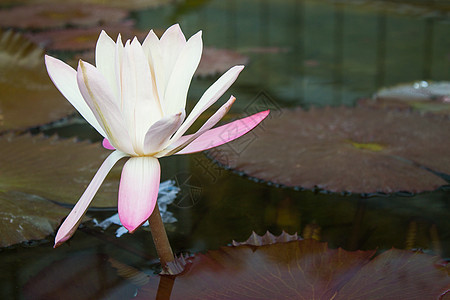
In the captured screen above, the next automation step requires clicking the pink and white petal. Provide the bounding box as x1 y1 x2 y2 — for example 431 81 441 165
118 156 161 233
45 55 106 137
163 31 203 115
174 110 269 155
77 60 135 155
121 38 162 153
54 150 128 247
95 30 119 100
143 111 184 155
102 138 115 150
158 96 235 157
170 65 244 143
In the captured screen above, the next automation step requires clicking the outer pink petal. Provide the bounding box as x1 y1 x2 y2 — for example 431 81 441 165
102 138 115 150
158 96 235 157
118 156 161 233
54 150 128 247
174 110 270 155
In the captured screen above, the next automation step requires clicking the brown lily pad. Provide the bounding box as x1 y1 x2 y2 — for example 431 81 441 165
0 3 129 29
136 237 450 299
26 24 146 52
0 30 73 132
359 81 450 117
0 191 69 247
209 107 450 194
23 253 136 300
0 134 123 207
24 0 175 10
195 48 249 77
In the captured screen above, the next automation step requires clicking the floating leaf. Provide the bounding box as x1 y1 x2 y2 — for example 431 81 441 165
231 230 300 246
195 48 249 77
209 107 450 194
359 81 450 117
136 238 450 299
0 3 129 29
0 30 73 132
23 253 136 300
0 134 122 207
26 25 147 52
22 0 175 10
0 191 69 247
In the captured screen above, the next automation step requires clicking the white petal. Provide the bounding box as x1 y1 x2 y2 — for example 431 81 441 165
45 55 106 137
163 31 203 115
170 65 244 143
54 150 128 247
95 30 119 100
77 60 135 155
143 111 184 155
121 38 162 153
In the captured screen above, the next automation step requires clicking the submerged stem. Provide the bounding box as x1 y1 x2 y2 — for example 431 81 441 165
148 203 174 270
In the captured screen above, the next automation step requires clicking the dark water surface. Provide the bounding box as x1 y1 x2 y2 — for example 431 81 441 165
1 0 449 299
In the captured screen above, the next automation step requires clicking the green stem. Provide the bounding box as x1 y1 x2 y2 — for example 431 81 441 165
148 203 174 270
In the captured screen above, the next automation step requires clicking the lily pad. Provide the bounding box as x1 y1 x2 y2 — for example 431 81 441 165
0 30 73 132
23 253 136 300
359 81 450 117
0 3 129 29
26 25 147 52
0 191 69 247
25 0 175 10
209 107 450 194
136 237 450 299
195 48 249 77
0 134 122 207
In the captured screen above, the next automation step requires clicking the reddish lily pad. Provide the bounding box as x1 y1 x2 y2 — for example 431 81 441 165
0 3 129 29
0 191 69 247
0 30 73 132
195 48 249 77
0 134 122 207
359 81 450 117
136 238 450 299
209 107 450 194
26 25 147 52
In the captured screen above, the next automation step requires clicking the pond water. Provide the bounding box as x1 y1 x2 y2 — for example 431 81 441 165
0 0 449 299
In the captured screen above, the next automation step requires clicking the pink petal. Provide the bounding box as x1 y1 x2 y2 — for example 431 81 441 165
170 65 244 143
102 138 115 150
54 150 128 247
174 110 270 155
158 96 235 157
118 156 161 233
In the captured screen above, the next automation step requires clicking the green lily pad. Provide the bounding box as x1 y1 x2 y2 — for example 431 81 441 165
136 235 450 299
359 81 450 117
209 107 450 194
0 3 129 29
0 30 74 132
0 134 123 207
0 191 69 247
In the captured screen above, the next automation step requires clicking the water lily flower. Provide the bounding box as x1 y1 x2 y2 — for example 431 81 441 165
45 24 269 247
